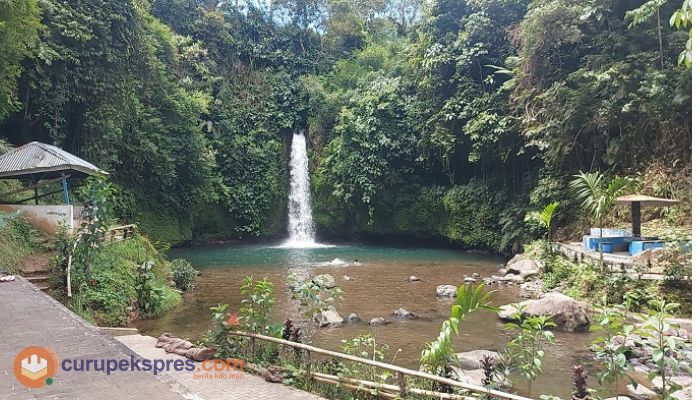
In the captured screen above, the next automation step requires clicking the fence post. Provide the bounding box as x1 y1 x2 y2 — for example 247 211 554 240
397 371 406 397
305 349 313 384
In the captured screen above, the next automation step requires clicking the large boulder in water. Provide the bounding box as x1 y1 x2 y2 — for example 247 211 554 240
450 366 510 388
317 306 344 327
455 349 501 370
498 292 591 332
436 285 458 297
505 254 541 279
313 274 336 289
451 368 485 386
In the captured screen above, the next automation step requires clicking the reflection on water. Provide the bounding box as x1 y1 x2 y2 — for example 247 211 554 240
136 243 602 397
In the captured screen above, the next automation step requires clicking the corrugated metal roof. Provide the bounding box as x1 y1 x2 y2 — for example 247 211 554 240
0 141 106 179
616 194 681 207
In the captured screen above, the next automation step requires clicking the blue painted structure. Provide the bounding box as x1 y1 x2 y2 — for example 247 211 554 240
629 240 665 256
583 228 634 253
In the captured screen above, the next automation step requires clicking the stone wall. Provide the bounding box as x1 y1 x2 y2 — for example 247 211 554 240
0 204 74 235
553 242 663 280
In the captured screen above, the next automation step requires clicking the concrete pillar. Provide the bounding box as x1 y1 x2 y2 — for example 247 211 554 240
631 201 641 237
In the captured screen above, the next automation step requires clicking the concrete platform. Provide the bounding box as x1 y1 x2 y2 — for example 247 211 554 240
0 277 323 399
116 334 325 400
0 277 192 399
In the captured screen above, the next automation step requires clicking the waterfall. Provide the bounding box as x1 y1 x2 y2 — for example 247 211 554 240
282 131 319 248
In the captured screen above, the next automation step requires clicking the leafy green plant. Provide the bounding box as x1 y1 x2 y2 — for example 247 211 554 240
525 201 559 255
669 0 692 68
288 273 343 320
204 304 244 359
421 284 496 378
135 260 166 316
589 305 634 398
570 172 637 272
502 310 556 396
340 333 399 386
637 300 691 399
171 258 198 291
240 276 282 337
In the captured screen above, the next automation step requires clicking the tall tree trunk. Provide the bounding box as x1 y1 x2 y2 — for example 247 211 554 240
657 9 664 69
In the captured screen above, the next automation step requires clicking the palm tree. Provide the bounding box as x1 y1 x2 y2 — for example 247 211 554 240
570 172 637 272
525 201 560 255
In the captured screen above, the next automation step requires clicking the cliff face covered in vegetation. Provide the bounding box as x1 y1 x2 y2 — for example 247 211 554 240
0 0 691 251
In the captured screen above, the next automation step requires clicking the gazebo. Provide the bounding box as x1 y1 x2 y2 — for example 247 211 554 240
0 141 106 234
615 194 681 237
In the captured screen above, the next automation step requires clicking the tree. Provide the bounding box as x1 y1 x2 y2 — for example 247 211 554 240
525 201 560 254
569 172 637 271
0 0 40 121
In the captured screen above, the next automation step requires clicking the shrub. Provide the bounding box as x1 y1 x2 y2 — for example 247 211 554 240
61 234 180 325
171 258 197 291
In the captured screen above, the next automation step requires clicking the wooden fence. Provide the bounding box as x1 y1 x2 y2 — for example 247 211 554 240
104 224 137 244
231 331 532 400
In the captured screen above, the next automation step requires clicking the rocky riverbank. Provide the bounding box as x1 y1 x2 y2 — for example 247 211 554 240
479 251 693 400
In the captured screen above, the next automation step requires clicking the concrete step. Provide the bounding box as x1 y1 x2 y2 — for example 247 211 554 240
26 275 51 282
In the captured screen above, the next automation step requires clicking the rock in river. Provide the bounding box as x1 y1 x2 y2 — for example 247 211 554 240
392 308 419 319
505 254 541 279
455 349 501 370
672 386 692 400
498 292 590 331
317 306 344 327
409 275 421 282
451 368 485 386
313 274 336 289
369 317 389 326
626 383 656 400
346 313 361 323
436 284 458 297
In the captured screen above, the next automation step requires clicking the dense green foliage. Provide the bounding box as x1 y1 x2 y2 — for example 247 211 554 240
0 0 40 120
0 0 691 251
171 258 198 291
52 233 181 326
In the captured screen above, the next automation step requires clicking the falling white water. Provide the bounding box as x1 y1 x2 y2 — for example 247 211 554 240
280 131 328 249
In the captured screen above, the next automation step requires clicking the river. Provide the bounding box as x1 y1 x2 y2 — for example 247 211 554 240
135 243 603 397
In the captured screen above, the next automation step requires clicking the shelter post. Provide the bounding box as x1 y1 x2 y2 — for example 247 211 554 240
631 201 641 237
61 173 70 204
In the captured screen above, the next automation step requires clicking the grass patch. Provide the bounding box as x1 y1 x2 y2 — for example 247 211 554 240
0 215 49 273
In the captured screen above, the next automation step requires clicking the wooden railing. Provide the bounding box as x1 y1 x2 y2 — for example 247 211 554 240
231 330 532 400
104 224 137 244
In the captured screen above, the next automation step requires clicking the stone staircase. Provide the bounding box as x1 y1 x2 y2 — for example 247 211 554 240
17 252 55 292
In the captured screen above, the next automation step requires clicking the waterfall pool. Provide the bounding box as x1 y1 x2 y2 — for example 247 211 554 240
135 242 604 398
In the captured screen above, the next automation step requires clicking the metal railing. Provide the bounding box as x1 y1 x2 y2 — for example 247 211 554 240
231 330 532 400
